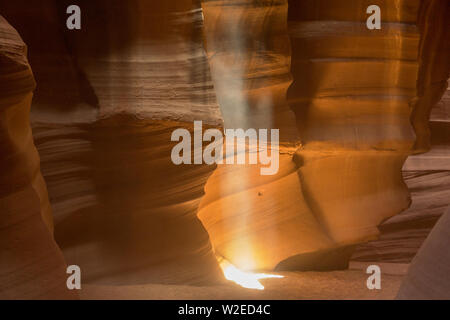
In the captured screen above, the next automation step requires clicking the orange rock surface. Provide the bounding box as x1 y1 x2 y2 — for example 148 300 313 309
199 0 449 271
0 1 448 294
0 16 77 299
1 0 224 285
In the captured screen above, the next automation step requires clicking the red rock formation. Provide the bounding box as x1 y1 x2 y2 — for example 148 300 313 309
199 0 337 271
1 1 224 285
348 1 450 264
0 16 76 299
199 0 449 272
353 87 450 263
286 0 417 268
201 0 297 137
1 1 448 288
411 0 450 153
286 0 449 270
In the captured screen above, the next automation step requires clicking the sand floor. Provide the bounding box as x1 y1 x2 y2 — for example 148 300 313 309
80 262 408 300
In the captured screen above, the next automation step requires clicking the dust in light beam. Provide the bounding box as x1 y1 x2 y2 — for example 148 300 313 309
219 258 284 290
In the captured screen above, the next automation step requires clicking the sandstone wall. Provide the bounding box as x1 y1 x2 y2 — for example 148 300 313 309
1 0 224 285
1 0 448 285
284 0 448 270
0 16 77 299
199 0 449 271
198 0 338 271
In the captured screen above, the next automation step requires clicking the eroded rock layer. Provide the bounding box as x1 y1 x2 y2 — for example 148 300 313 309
1 1 224 285
199 0 334 271
198 0 449 272
411 0 450 153
286 0 449 269
2 0 448 283
353 88 450 263
0 16 76 299
201 0 297 138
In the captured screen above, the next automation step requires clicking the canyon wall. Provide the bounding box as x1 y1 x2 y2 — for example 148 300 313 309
1 0 224 285
199 0 449 271
199 0 339 271
0 16 76 299
1 0 448 289
284 0 448 270
411 0 450 153
353 85 450 263
285 0 420 268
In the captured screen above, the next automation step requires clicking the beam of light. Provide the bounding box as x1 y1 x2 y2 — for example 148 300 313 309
219 258 284 290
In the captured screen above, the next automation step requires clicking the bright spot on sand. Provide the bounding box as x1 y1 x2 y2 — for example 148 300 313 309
220 259 284 290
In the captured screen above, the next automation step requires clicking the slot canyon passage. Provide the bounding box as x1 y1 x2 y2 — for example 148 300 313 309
0 0 449 300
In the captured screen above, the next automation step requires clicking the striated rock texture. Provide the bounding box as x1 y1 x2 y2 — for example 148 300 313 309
411 0 450 153
397 207 450 299
285 0 449 270
1 0 448 286
0 16 76 299
352 170 450 263
0 1 94 114
198 0 449 272
1 0 224 285
201 0 297 137
286 0 419 269
353 87 450 263
198 0 337 271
